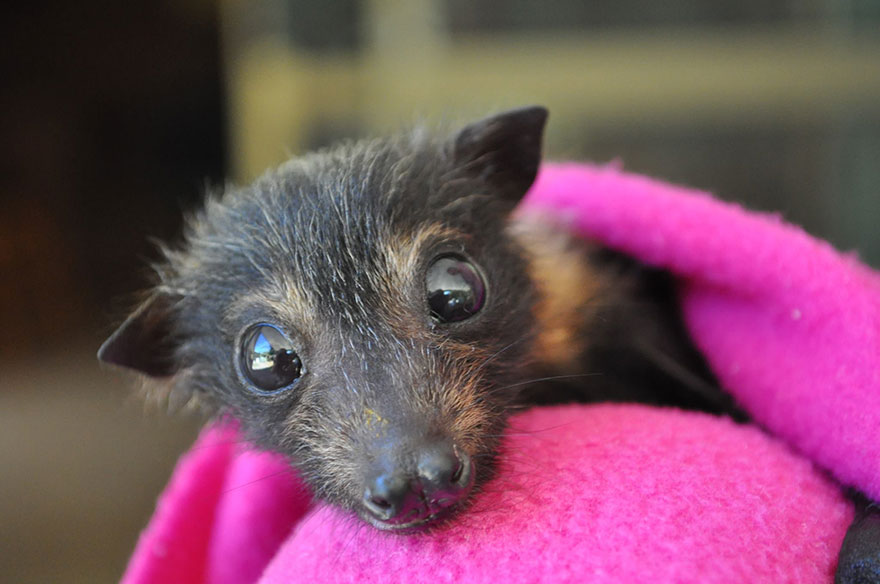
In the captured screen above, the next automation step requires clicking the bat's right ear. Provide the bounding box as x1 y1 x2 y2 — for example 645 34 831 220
452 106 548 203
98 291 180 378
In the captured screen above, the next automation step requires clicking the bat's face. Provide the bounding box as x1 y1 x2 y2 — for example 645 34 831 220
99 107 548 531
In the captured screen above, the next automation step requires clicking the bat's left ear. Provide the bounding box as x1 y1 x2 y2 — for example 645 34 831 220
98 291 181 378
452 105 548 203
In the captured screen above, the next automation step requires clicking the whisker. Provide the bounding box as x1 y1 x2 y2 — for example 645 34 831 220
221 469 294 494
485 372 605 397
472 337 526 376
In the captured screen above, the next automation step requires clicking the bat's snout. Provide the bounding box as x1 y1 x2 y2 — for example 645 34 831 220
361 440 474 531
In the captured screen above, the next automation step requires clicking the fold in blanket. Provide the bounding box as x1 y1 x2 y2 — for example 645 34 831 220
523 164 880 500
122 164 879 584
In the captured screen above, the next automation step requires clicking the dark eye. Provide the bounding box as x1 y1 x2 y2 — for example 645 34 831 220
240 324 303 392
426 254 486 323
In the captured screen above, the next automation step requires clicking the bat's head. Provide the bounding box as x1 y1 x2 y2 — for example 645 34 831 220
99 107 549 531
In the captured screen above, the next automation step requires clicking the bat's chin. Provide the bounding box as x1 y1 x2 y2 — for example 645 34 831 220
359 503 463 534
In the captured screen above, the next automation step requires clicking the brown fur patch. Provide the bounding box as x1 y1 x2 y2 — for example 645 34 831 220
225 276 319 340
386 222 466 281
382 222 468 337
507 215 604 373
446 376 493 453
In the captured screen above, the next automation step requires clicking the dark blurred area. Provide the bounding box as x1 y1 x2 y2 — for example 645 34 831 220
1 1 224 358
2 1 878 582
1 1 220 582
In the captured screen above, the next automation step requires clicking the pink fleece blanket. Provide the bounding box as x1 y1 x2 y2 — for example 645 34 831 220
123 164 880 584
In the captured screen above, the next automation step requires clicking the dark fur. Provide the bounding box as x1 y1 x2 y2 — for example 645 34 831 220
100 107 875 578
102 112 546 517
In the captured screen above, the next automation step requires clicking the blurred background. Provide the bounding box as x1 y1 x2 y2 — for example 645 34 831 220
2 1 878 581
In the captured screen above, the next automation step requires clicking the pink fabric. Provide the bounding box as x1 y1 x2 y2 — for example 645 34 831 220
122 422 310 584
523 164 880 499
122 423 238 583
263 405 852 584
206 448 311 584
122 163 880 583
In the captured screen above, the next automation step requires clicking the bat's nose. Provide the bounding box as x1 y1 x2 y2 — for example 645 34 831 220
362 441 473 528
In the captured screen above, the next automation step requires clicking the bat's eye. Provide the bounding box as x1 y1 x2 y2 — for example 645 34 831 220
426 254 486 323
240 324 303 392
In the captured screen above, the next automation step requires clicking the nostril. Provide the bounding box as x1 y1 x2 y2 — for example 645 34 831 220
450 459 463 484
418 443 474 494
363 488 395 520
363 472 416 522
453 448 473 488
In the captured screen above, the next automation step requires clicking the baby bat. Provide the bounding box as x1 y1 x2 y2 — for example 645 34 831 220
98 107 876 580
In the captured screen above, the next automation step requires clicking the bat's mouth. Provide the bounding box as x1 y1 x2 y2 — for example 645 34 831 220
360 502 463 533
